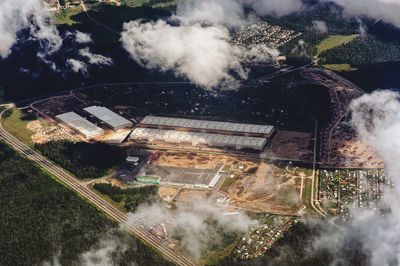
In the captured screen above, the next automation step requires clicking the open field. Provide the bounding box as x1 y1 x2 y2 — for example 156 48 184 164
223 162 306 215
27 119 84 144
316 34 359 56
266 130 313 161
327 121 384 168
158 186 179 201
322 64 356 72
54 7 84 25
1 108 35 147
173 189 211 204
154 152 225 169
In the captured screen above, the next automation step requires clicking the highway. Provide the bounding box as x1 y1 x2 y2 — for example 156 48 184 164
310 117 327 217
0 104 196 266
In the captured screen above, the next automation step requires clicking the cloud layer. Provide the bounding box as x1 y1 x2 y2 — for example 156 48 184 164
324 0 400 28
127 200 258 258
309 91 400 266
0 0 62 59
121 20 247 90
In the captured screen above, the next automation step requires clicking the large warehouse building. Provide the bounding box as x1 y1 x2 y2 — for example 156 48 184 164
139 116 274 137
130 128 268 150
84 106 132 130
56 112 104 139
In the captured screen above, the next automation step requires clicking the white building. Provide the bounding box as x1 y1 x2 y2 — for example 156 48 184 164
84 106 132 130
140 116 274 136
130 128 267 150
56 112 104 139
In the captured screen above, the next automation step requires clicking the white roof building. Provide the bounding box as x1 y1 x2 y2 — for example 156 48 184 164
140 116 274 135
56 112 104 139
84 106 132 130
105 130 132 144
130 128 267 150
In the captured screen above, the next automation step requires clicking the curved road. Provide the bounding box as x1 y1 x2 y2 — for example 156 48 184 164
0 104 196 266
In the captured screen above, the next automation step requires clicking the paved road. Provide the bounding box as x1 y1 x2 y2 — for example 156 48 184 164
0 104 196 266
310 117 327 217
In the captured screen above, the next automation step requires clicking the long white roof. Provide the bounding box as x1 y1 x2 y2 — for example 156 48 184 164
84 106 132 128
131 128 267 150
56 112 104 137
140 116 273 135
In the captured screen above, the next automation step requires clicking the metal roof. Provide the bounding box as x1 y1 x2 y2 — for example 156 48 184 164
84 106 132 129
140 116 274 135
131 128 267 150
56 112 104 138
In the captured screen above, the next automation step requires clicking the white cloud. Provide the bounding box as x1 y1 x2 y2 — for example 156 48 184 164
121 20 247 90
67 58 88 74
0 0 62 59
174 0 254 29
323 0 400 28
245 0 304 17
74 31 93 44
127 200 258 258
309 91 400 266
310 20 329 34
79 48 113 66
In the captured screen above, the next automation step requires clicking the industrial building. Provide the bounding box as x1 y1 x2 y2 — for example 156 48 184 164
140 115 274 136
130 128 268 150
84 106 132 130
105 130 132 144
56 112 104 139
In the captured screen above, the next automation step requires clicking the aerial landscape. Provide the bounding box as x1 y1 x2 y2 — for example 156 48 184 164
1 0 400 265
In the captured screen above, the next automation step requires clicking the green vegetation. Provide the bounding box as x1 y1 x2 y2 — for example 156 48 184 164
137 175 161 184
220 177 236 192
0 141 171 265
322 63 355 72
35 141 125 179
93 183 159 212
319 35 400 67
121 0 176 7
202 232 240 266
316 35 359 56
54 7 83 25
1 108 36 147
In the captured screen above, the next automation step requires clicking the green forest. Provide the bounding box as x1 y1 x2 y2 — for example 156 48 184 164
35 141 125 179
319 35 400 67
0 141 171 266
93 183 159 212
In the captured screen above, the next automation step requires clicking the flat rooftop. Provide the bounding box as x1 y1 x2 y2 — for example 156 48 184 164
56 112 104 137
84 106 132 129
144 163 223 187
131 128 267 150
140 116 274 135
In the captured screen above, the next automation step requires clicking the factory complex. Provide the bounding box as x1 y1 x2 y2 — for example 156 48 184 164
56 112 104 139
130 127 268 150
140 115 274 136
84 106 132 130
130 115 274 151
55 106 133 139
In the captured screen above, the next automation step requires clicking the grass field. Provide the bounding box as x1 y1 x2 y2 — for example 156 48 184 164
220 177 236 192
1 108 35 147
316 34 359 56
54 7 84 25
322 63 356 72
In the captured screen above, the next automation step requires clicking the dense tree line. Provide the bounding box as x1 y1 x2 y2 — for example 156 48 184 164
320 35 400 67
0 141 171 266
93 183 158 212
35 140 125 179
